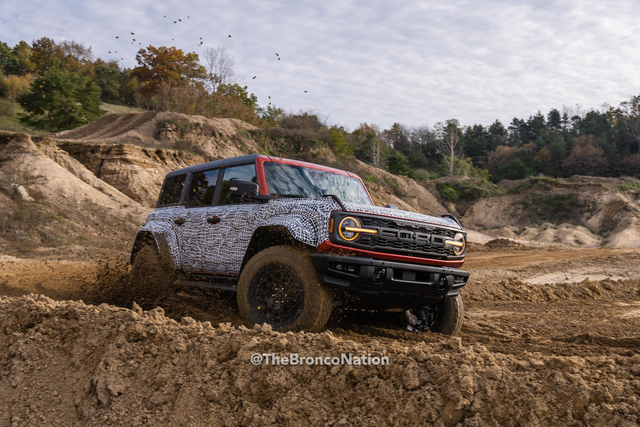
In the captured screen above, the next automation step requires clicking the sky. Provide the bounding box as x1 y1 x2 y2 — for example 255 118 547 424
1 0 639 131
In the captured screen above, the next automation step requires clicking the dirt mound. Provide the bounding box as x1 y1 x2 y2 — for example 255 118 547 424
462 179 640 248
53 111 261 161
483 238 525 250
1 294 639 426
54 142 203 207
0 133 149 256
56 111 160 140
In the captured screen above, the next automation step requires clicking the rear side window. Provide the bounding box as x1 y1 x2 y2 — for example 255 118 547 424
187 169 219 207
218 164 257 205
158 174 187 206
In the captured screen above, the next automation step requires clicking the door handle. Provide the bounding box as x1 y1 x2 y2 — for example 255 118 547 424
207 216 221 224
174 218 185 225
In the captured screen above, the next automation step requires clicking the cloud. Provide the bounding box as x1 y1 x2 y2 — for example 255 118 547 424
1 0 639 130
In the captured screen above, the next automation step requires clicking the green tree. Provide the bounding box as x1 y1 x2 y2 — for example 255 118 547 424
0 41 12 74
328 125 352 156
495 159 534 181
5 41 33 75
93 63 122 103
18 66 104 131
259 105 285 124
387 151 413 176
217 83 258 110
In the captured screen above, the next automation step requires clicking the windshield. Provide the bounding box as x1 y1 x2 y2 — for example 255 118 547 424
263 162 372 205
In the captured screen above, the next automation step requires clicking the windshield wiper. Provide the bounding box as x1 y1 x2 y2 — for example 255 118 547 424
271 193 306 198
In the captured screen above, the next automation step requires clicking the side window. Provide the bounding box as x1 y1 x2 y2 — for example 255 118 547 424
187 169 219 208
218 164 257 205
158 174 187 206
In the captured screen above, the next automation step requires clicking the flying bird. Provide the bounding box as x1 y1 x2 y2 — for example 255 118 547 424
116 36 119 38
131 32 134 35
179 19 181 22
109 51 111 53
276 53 279 56
133 38 135 41
174 21 177 23
268 96 270 99
304 91 307 93
228 35 231 37
243 85 247 89
164 15 166 17
252 76 256 79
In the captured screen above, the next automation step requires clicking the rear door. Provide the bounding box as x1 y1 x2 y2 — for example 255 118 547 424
154 173 188 268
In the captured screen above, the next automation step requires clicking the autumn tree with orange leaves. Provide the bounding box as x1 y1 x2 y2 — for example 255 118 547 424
131 46 206 96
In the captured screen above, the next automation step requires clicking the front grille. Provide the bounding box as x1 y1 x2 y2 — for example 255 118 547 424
355 217 457 258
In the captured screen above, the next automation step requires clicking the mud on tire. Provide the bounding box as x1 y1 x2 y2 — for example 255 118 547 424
237 246 333 332
430 294 464 336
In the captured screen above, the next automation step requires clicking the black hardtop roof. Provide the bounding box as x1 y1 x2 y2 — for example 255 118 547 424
165 154 262 177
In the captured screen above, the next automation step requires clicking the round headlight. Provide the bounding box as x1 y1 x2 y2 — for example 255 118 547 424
338 216 361 241
452 232 466 255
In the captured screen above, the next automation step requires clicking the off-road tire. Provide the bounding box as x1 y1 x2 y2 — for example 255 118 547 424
237 246 333 332
430 294 464 336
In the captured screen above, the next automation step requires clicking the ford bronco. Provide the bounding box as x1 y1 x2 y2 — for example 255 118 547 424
130 154 469 334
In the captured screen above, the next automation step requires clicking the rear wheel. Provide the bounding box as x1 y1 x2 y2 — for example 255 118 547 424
237 246 333 332
401 294 464 336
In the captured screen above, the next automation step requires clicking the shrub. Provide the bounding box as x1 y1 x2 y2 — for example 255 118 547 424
0 73 35 99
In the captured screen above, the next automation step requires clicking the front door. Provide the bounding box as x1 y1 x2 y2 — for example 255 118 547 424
201 163 260 274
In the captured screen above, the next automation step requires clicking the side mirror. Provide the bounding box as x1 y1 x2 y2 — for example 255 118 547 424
385 204 399 210
230 179 259 199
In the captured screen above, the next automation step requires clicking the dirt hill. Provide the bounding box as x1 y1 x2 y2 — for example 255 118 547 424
0 132 149 257
49 112 449 215
462 178 640 248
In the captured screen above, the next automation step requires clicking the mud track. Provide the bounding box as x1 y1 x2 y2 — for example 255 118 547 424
1 248 640 426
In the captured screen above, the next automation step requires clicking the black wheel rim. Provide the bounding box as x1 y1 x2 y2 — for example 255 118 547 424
251 263 304 323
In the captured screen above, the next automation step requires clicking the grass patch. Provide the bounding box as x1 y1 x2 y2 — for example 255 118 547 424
437 179 501 203
0 98 48 135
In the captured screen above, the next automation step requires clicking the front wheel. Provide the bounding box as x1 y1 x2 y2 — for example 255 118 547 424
401 294 464 336
237 246 333 332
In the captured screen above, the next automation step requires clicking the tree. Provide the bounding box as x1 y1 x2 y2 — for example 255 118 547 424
328 125 352 156
217 83 258 110
621 94 640 153
387 151 413 176
202 47 235 92
18 66 104 131
357 124 388 168
561 135 609 176
30 37 62 75
435 120 463 176
259 105 285 125
0 41 12 74
495 159 534 181
93 63 122 103
5 41 33 75
131 45 206 96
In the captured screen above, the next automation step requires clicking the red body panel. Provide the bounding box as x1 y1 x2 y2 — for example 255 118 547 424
316 241 465 268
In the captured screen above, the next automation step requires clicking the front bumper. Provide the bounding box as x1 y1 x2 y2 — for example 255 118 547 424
312 254 469 310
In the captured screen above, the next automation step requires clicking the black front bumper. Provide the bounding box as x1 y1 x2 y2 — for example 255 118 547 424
312 254 469 310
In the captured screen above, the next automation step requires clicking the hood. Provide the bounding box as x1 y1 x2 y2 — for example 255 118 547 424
343 202 463 230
